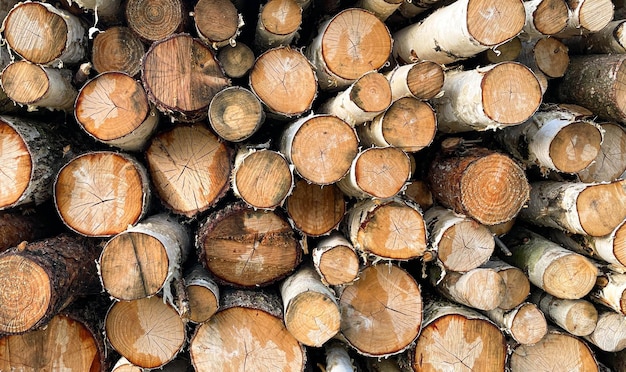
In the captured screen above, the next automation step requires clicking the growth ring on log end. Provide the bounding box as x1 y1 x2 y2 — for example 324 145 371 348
141 33 230 122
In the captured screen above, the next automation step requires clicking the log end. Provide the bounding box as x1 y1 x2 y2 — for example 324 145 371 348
509 303 548 345
0 120 32 209
543 253 598 299
467 0 525 46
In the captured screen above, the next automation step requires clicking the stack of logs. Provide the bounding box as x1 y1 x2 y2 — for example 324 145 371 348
3 0 626 370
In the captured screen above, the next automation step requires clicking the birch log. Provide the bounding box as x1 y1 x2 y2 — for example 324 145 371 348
254 0 302 51
563 20 626 54
67 0 121 25
429 266 506 311
384 60 445 101
392 0 526 65
517 37 570 79
431 62 542 133
529 288 598 337
590 271 626 316
481 258 531 310
312 233 360 286
285 180 346 237
576 122 626 183
554 0 614 38
355 0 403 21
483 303 548 345
522 0 570 37
585 310 626 352
184 264 219 324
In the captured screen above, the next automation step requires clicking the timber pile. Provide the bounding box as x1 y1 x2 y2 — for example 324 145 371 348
4 0 626 370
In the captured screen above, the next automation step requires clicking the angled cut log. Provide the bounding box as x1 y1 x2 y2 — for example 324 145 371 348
279 114 358 185
338 264 422 357
75 71 159 151
254 0 302 51
483 302 548 345
98 213 190 301
280 265 340 347
518 178 626 237
208 86 265 142
1 61 77 112
125 0 185 42
0 116 71 210
427 146 530 226
424 206 495 272
2 1 87 66
141 33 230 122
392 0 526 65
408 298 507 372
0 234 101 334
54 151 151 237
196 203 302 287
509 327 600 371
145 123 233 218
555 54 626 123
232 148 293 210
92 26 145 77
249 46 317 119
193 0 241 48
431 62 542 133
105 296 185 369
385 60 445 102
343 197 428 261
529 288 598 337
496 103 603 174
189 289 307 371
306 7 392 91
312 233 360 286
429 266 506 311
284 179 346 237
500 226 598 299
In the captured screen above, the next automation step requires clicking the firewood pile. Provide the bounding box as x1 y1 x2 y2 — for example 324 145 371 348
3 0 626 370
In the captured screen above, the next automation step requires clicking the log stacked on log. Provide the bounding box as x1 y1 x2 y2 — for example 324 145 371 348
4 0 626 370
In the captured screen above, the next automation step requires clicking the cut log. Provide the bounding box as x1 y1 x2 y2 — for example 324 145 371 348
280 265 341 347
392 0 526 65
0 115 72 210
141 33 230 122
355 0 403 21
431 62 542 133
208 86 265 142
189 289 307 371
577 122 626 183
112 356 191 372
529 288 598 337
91 26 145 77
193 0 241 48
1 61 77 112
0 211 49 252
500 226 598 299
384 60 445 102
105 296 185 369
495 103 603 174
509 327 599 372
312 232 360 286
479 36 522 64
402 180 434 211
324 341 356 372
145 123 233 218
196 203 302 287
0 234 101 334
75 71 159 151
232 148 293 210
249 46 317 119
481 258 530 311
125 0 185 42
318 71 392 127
427 146 530 226
429 266 506 311
284 180 346 237
337 146 411 199
2 1 87 66
555 54 626 123
585 310 626 352
518 178 626 237
279 114 358 185
517 37 570 79
54 151 151 237
408 298 507 372
343 197 428 261
590 271 626 316
522 0 570 37
216 42 255 79
423 206 495 272
554 0 614 38
305 7 392 91
483 302 548 345
254 0 302 51
98 213 190 302
0 296 112 371
357 97 437 153
563 20 626 54
184 263 219 324
546 223 626 269
338 263 422 357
